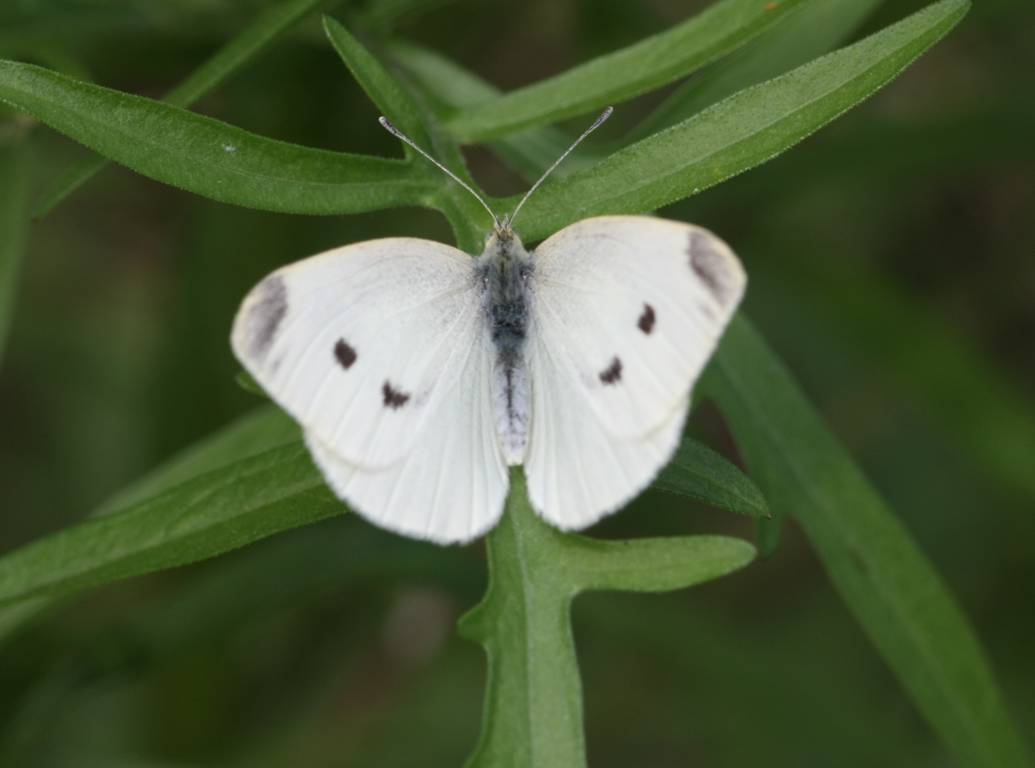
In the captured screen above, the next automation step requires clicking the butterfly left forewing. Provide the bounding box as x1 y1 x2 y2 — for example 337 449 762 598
232 238 481 470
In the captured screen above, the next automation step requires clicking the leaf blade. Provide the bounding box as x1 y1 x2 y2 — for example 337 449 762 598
0 61 432 215
34 0 337 217
0 412 340 611
706 316 1033 768
512 0 970 242
652 437 770 519
445 0 807 141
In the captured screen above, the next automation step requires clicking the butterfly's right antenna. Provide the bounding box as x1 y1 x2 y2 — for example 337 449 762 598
379 117 500 229
506 106 613 230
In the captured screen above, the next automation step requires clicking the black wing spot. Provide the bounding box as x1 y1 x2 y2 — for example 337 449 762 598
637 303 656 334
246 275 287 358
599 357 622 385
382 381 410 409
688 231 732 305
333 338 357 369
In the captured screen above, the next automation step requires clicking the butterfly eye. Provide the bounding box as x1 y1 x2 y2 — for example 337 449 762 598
519 266 531 282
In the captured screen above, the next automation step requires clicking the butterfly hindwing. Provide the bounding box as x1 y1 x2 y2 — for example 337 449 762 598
305 319 508 543
524 216 745 529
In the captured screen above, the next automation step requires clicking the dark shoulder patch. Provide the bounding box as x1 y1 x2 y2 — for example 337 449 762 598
382 381 410 409
688 231 734 305
637 303 656 334
333 338 357 369
599 357 622 385
246 274 288 358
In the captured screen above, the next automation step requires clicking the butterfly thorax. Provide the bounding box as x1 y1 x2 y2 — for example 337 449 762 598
477 229 533 465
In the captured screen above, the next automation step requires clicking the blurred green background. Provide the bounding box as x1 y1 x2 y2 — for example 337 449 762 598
1 0 1032 766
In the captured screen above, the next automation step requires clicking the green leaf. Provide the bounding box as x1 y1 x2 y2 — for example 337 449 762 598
460 470 754 768
629 0 886 140
323 18 493 250
0 420 339 611
705 316 1032 768
510 0 970 242
444 0 807 141
323 15 429 145
652 437 770 518
34 0 336 217
390 41 577 180
0 407 301 641
95 406 298 516
0 61 432 215
0 129 30 364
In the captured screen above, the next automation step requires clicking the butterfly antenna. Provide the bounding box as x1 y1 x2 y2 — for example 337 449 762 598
506 106 613 230
379 116 500 229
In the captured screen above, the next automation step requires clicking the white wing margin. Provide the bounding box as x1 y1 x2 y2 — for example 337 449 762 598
231 238 508 543
524 216 745 530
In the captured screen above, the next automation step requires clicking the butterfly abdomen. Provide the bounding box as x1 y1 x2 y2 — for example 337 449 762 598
477 232 533 464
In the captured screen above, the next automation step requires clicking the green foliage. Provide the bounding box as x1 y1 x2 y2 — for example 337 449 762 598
33 0 338 217
461 471 754 768
0 0 1029 766
706 318 1032 768
0 131 29 362
0 61 430 215
443 0 808 141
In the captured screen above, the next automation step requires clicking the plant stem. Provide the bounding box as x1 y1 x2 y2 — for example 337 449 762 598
460 470 587 768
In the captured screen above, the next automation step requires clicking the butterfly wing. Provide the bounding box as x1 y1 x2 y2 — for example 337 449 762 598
524 216 745 529
232 238 508 544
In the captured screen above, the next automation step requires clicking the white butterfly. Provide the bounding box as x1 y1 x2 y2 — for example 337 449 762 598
231 109 745 544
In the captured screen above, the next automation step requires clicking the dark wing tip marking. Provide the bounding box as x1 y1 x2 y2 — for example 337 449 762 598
246 274 288 359
599 357 622 385
637 303 656 334
688 231 736 306
382 381 411 409
333 338 357 369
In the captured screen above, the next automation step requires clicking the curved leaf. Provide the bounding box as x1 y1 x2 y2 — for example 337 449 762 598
705 316 1032 768
0 439 343 611
34 0 337 217
445 0 806 141
511 0 970 242
652 437 770 518
0 61 432 215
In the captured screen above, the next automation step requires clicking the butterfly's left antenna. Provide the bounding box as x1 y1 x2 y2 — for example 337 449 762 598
378 117 500 229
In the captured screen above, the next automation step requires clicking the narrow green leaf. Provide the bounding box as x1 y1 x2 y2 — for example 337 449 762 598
705 316 1032 768
0 439 341 610
323 15 429 145
0 407 301 640
445 0 806 141
0 61 432 215
95 406 298 516
390 41 577 180
652 437 770 518
461 471 753 768
629 0 886 139
511 0 970 242
321 19 493 249
0 128 30 363
34 0 337 217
